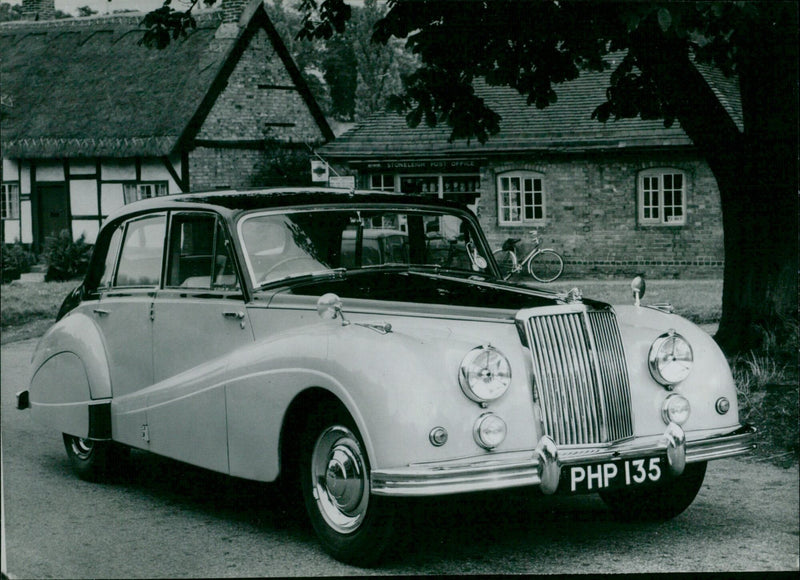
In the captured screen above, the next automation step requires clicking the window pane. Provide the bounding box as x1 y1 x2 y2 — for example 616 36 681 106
213 221 239 290
115 215 166 287
98 226 123 289
167 214 215 288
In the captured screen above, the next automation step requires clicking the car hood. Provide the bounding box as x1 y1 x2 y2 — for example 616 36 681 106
261 269 606 321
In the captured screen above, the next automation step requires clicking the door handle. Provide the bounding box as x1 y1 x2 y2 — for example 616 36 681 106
93 309 110 316
222 311 245 320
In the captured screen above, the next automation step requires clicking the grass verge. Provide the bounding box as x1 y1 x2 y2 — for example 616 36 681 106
1 280 76 344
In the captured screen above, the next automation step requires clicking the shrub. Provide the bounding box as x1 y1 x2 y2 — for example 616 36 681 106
1 240 36 284
42 230 92 282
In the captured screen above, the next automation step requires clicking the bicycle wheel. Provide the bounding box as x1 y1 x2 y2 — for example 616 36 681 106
492 249 518 278
527 250 563 282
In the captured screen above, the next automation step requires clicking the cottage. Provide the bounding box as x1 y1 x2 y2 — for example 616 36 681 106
319 59 742 278
0 0 333 249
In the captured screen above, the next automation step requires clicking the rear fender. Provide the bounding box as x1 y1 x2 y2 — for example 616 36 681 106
29 313 112 439
31 312 112 400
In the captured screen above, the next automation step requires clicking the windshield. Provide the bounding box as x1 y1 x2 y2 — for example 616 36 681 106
238 208 491 287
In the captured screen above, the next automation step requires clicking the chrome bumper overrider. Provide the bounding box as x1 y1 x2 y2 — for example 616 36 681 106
370 423 756 497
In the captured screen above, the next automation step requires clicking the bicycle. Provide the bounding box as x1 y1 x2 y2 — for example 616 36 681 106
492 230 564 282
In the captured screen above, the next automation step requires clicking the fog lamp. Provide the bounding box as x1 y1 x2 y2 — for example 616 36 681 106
473 413 507 450
661 394 691 425
715 397 731 415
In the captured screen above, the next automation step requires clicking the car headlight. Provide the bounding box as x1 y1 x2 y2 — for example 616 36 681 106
459 345 511 403
648 330 694 387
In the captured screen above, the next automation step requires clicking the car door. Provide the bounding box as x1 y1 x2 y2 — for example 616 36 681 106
94 214 166 448
146 212 254 472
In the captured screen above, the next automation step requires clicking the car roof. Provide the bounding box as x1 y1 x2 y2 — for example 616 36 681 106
104 187 470 223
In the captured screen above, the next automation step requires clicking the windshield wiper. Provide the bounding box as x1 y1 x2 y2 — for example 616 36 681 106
254 268 346 291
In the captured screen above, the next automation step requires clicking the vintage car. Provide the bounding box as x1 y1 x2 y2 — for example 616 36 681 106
18 188 755 565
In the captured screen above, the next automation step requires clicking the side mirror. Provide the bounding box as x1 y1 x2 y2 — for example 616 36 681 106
631 276 646 307
317 293 344 321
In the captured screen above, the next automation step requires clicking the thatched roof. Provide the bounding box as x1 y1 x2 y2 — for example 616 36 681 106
1 10 247 158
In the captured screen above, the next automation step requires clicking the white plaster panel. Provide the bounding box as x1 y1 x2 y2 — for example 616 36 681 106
101 160 136 181
70 160 97 175
70 180 99 215
140 159 170 181
36 161 65 182
21 163 31 194
3 158 19 179
72 220 100 244
21 200 32 243
101 183 125 215
3 220 20 244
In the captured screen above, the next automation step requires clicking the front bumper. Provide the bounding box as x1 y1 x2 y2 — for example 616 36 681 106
370 423 756 497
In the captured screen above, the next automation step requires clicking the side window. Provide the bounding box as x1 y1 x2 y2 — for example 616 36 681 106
97 225 123 289
166 213 240 291
212 220 240 291
114 215 166 287
166 213 216 288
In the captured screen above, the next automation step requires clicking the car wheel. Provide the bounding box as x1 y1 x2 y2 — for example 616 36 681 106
599 461 707 521
62 434 129 482
299 408 396 566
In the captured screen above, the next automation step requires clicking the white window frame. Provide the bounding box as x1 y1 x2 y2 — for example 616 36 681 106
123 182 169 205
1 182 20 220
369 174 395 192
638 169 687 226
497 171 545 226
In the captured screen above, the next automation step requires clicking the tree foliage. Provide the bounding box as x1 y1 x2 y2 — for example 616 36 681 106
141 0 797 354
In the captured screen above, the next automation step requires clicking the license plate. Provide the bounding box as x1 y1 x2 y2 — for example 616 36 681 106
563 457 664 494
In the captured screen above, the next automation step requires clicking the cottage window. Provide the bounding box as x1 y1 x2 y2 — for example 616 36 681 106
497 172 544 226
1 182 20 220
639 170 686 226
123 182 169 204
370 174 395 192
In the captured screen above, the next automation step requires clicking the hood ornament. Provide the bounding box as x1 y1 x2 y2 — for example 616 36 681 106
557 287 583 304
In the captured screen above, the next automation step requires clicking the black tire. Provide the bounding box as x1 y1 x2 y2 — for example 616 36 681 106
299 407 396 566
62 434 129 482
493 249 517 278
599 461 707 522
527 249 563 282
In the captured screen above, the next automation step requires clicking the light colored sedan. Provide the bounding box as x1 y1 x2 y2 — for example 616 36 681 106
18 188 755 566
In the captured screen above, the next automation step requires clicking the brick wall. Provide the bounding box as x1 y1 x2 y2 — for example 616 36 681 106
190 145 314 190
476 151 724 279
191 27 326 189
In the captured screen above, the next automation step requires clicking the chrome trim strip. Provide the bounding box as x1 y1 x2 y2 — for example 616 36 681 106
370 425 755 497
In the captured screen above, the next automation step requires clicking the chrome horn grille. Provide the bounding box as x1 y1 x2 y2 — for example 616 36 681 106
522 307 633 446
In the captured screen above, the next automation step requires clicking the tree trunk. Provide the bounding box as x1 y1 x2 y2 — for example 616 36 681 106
635 8 798 355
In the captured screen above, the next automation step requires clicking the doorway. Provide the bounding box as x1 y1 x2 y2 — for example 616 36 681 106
37 184 70 245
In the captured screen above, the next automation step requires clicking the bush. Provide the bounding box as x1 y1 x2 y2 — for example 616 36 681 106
42 230 92 282
2 240 36 284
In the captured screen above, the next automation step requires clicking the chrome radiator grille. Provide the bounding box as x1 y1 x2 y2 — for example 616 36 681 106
524 308 633 446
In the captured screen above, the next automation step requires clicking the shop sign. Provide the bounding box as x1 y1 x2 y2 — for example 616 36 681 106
362 159 481 172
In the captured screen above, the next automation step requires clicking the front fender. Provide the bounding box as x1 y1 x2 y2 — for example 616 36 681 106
614 305 741 435
322 313 538 472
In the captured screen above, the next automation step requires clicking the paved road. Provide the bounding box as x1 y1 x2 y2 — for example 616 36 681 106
2 338 798 577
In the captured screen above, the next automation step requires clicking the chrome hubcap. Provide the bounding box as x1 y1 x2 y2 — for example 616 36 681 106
311 426 369 534
70 437 94 460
